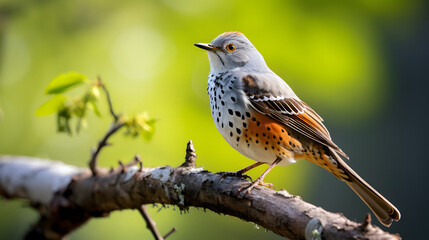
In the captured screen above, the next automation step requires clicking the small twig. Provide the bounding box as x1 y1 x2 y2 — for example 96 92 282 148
118 160 126 173
89 77 125 176
89 122 125 175
112 154 143 173
132 154 143 172
126 154 142 168
163 227 177 239
139 205 164 240
181 140 197 168
97 76 119 122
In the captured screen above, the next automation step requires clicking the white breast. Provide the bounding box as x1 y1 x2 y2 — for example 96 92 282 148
207 71 296 167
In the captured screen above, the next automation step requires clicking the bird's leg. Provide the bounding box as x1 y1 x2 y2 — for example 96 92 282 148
238 157 282 195
218 162 263 182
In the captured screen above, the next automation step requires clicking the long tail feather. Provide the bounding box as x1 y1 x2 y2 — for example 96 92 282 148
330 151 401 227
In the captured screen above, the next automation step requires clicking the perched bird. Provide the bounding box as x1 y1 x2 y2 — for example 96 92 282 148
195 31 400 227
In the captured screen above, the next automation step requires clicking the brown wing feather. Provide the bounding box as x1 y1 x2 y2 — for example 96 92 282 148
241 74 348 158
295 110 329 140
293 111 348 158
249 96 349 159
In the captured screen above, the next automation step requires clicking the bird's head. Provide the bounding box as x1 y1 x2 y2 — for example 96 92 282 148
195 32 268 72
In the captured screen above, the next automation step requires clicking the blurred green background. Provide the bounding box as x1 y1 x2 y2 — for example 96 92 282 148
0 0 427 239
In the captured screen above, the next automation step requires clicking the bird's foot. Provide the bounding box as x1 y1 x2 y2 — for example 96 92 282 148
257 181 275 190
218 171 253 183
237 180 275 197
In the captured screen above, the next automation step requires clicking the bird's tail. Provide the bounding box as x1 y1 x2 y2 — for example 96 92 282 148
329 150 401 227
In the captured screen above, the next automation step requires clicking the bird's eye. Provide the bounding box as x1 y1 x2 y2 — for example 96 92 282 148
225 43 236 52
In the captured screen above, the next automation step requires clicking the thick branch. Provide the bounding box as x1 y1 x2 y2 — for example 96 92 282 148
0 156 400 240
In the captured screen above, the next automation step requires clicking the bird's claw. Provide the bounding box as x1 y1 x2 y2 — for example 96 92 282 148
218 171 253 183
257 181 275 190
237 180 275 198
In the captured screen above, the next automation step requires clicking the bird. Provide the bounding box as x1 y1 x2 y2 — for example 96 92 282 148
194 31 400 227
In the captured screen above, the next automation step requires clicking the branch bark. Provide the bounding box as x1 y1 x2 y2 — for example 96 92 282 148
0 154 400 240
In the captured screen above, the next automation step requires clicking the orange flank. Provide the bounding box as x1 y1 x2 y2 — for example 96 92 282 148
242 110 349 180
242 111 302 159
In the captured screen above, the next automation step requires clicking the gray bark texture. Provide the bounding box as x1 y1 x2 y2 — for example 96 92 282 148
0 154 400 240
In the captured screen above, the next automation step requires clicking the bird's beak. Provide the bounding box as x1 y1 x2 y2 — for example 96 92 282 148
194 43 219 52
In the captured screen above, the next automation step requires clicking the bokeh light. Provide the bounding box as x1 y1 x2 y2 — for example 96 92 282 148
0 0 427 239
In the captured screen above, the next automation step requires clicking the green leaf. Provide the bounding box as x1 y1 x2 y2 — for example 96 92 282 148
75 117 88 134
140 119 155 141
90 86 101 100
88 100 101 117
35 95 66 116
45 72 86 94
135 113 156 141
72 98 88 118
123 113 156 141
57 107 72 135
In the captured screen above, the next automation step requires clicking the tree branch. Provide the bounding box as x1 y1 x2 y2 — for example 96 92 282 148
0 148 400 240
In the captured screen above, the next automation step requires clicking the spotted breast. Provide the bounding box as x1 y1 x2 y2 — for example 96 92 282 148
208 70 303 167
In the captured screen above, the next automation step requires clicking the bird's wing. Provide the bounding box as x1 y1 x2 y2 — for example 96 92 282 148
241 74 349 159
